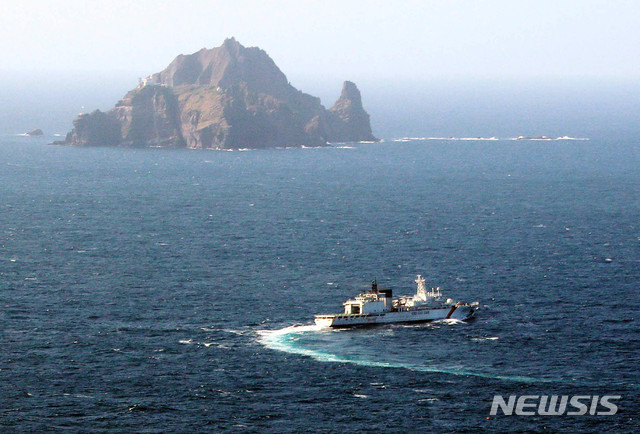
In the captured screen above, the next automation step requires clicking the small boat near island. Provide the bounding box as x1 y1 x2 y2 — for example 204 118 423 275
315 275 478 328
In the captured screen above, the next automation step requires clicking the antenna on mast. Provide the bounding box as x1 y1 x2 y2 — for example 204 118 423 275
415 275 427 300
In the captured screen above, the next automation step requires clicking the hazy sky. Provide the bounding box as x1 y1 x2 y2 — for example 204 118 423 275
2 0 639 82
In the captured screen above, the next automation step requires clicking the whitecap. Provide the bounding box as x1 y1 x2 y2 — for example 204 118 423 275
222 328 249 335
418 398 440 402
433 318 466 325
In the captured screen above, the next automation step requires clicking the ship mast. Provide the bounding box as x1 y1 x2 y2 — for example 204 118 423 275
415 275 427 301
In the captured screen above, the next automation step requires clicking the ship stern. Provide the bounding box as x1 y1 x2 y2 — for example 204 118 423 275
314 315 335 328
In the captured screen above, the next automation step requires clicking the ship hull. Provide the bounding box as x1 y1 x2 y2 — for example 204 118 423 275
315 305 477 328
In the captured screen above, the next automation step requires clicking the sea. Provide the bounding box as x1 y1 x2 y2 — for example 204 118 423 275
1 79 640 432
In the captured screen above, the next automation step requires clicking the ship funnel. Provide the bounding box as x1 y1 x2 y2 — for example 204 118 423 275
379 288 393 309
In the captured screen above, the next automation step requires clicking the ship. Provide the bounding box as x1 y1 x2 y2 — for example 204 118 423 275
315 275 478 328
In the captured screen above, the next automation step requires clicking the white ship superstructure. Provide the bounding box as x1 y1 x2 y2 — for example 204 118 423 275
315 275 478 328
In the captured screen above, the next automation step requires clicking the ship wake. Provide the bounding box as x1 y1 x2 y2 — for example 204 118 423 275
257 324 546 384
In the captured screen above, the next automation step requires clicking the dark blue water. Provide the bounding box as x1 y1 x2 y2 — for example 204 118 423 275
1 135 639 431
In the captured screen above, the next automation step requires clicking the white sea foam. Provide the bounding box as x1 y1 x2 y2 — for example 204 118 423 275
427 136 499 141
555 136 589 140
257 324 543 383
222 328 249 336
433 318 466 325
179 338 230 348
510 135 589 141
391 135 589 142
459 137 499 141
416 396 440 403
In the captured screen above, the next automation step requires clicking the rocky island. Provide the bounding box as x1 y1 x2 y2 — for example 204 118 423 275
55 38 377 149
26 128 44 136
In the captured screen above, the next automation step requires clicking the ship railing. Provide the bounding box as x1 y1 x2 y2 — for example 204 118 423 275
316 313 379 319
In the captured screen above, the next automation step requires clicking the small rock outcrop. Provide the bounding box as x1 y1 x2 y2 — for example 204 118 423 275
326 81 377 143
55 38 377 149
26 128 44 136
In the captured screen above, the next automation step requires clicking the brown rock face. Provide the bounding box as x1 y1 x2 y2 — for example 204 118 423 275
62 110 121 147
57 38 377 149
114 85 184 147
327 81 377 143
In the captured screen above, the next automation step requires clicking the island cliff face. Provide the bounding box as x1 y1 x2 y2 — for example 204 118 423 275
57 38 377 149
